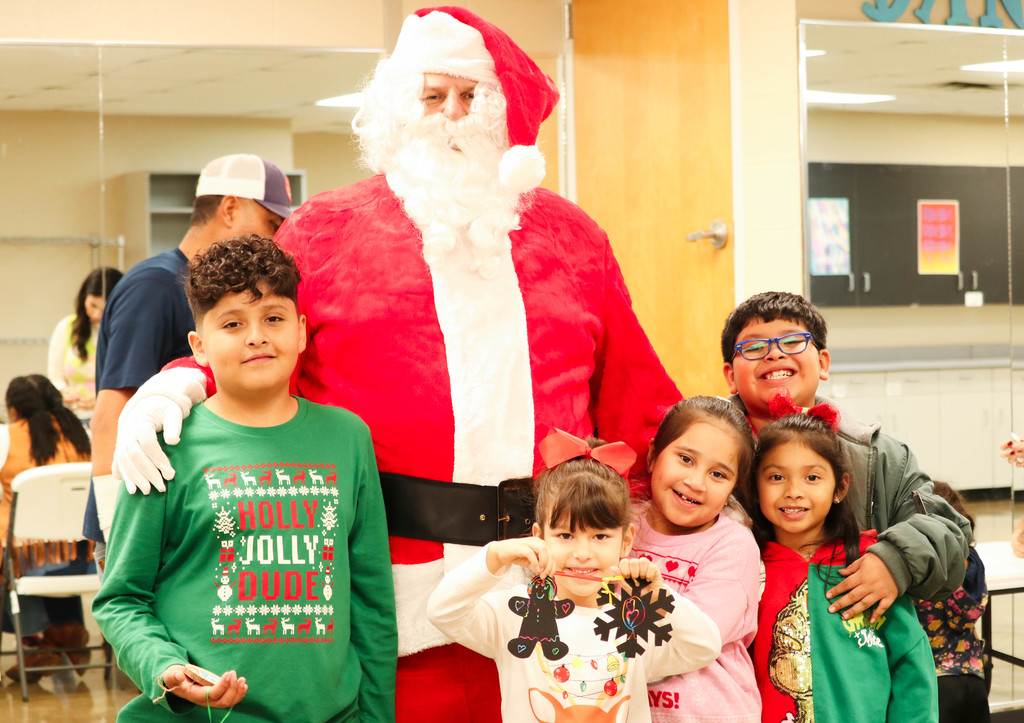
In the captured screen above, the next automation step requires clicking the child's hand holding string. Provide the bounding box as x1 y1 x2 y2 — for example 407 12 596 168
613 557 664 596
825 551 899 623
486 536 554 577
160 664 248 708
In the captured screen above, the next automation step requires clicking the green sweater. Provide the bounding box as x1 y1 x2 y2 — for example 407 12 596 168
94 399 396 722
754 536 937 722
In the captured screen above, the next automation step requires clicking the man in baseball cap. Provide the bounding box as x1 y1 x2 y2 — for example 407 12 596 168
82 153 292 579
195 152 294 220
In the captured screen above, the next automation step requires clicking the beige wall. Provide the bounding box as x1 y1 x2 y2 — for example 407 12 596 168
293 133 369 198
733 0 804 299
0 0 390 49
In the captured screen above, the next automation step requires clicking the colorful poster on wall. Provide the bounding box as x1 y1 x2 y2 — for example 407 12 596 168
918 200 959 275
807 197 851 275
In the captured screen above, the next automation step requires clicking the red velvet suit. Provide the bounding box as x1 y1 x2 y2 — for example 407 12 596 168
265 174 680 719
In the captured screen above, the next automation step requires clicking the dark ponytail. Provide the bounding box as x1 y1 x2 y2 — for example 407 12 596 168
6 375 90 463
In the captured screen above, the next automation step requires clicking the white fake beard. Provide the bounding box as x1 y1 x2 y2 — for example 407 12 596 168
386 112 523 279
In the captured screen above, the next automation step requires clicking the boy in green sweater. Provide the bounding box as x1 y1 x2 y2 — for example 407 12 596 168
94 235 396 722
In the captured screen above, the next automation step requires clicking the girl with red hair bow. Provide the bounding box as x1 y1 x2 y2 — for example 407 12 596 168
744 408 938 723
426 429 722 723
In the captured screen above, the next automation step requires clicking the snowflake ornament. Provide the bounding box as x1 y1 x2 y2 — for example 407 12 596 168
593 577 674 658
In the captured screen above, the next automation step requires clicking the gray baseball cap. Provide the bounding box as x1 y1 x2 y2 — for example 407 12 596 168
195 154 293 218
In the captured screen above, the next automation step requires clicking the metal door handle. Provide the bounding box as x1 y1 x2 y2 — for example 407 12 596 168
863 271 871 293
972 270 979 290
685 219 728 249
848 273 856 293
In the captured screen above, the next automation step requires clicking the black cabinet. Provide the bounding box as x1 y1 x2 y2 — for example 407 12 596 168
807 163 1011 307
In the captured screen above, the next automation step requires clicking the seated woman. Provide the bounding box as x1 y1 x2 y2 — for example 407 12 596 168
1 374 93 682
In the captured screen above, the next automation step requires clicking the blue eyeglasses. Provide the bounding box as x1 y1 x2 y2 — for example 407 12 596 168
733 332 814 361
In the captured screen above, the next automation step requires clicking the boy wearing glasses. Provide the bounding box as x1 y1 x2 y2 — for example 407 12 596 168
721 291 970 623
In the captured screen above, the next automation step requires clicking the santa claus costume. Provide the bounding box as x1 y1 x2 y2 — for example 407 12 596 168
166 7 681 721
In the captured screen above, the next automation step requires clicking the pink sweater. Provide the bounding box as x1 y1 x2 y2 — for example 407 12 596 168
632 512 761 723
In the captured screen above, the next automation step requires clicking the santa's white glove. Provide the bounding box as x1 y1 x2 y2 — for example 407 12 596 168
112 367 208 495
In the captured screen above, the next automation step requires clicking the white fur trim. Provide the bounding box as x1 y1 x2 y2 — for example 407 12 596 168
427 233 535 485
394 546 527 657
390 11 498 83
393 559 449 656
499 145 546 194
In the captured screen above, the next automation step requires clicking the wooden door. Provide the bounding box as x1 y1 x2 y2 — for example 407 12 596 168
573 0 734 397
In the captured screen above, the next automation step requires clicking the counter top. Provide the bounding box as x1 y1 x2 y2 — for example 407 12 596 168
829 345 1024 373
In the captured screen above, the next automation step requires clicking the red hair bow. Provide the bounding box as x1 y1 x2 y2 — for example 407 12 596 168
767 392 841 432
538 429 638 477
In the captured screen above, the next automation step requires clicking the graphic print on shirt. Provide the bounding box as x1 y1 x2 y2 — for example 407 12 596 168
533 647 630 722
842 611 887 651
204 462 340 644
508 576 573 660
769 580 813 723
634 549 698 589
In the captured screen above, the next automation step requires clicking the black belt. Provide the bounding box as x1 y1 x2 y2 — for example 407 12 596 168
379 472 535 546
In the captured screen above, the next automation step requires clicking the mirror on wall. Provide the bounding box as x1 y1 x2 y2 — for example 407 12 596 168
801 20 1021 707
0 42 381 395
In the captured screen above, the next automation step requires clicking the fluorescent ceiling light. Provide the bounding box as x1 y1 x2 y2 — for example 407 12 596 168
805 90 896 105
315 92 363 108
961 59 1024 73
803 49 826 58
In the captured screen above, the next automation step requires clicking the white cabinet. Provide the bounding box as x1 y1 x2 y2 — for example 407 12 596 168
885 370 941 477
936 369 993 490
825 365 1011 492
823 372 886 428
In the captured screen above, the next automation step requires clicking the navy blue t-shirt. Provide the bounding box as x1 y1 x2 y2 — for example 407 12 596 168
86 249 195 542
95 248 195 391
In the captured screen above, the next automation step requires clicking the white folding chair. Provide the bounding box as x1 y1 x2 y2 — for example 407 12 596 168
0 462 112 701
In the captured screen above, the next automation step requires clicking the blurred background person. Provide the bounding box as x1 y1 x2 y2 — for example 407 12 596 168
47 267 123 423
1 374 93 683
914 481 990 723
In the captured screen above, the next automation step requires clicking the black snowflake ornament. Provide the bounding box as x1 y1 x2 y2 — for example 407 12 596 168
593 577 674 658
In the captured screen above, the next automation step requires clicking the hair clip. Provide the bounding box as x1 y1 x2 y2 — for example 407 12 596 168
538 429 637 476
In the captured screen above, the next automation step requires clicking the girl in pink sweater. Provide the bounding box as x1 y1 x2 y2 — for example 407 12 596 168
633 396 762 723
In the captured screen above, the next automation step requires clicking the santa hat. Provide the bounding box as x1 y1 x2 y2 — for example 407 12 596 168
389 6 560 191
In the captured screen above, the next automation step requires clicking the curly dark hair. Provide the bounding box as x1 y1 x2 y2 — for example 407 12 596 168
720 291 828 364
6 374 90 463
71 267 122 360
534 438 633 533
185 235 301 322
743 412 861 571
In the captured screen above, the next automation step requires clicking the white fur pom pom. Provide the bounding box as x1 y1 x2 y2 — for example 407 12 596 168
499 145 545 194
